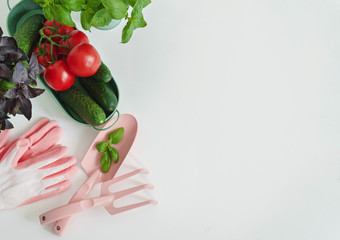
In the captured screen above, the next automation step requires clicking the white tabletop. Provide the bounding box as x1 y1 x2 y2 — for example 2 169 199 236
1 0 340 239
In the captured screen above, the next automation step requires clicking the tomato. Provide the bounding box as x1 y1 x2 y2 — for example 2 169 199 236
57 30 90 58
43 20 74 42
66 43 101 77
32 43 57 67
43 60 75 91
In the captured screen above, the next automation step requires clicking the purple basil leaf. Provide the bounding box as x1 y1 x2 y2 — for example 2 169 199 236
38 64 45 74
5 98 20 116
28 53 44 77
21 85 45 98
11 62 27 83
21 85 38 98
17 48 28 61
34 88 45 97
0 46 17 57
24 78 37 86
4 119 13 129
0 110 7 119
0 118 13 131
4 85 18 98
0 100 5 112
0 37 18 49
0 63 12 79
19 96 32 120
29 53 39 69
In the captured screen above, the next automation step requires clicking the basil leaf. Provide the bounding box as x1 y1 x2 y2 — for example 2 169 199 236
108 147 119 163
131 0 147 18
102 0 128 20
34 0 54 8
81 9 94 30
87 0 102 8
43 6 54 20
126 0 151 7
96 142 108 152
91 9 112 27
108 127 124 145
121 14 146 43
100 151 111 173
121 0 148 43
60 0 85 11
51 4 76 27
121 21 133 43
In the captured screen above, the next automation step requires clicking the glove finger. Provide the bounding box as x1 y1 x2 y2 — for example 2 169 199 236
20 126 63 161
43 165 77 183
0 138 30 167
41 165 77 189
0 130 11 158
41 156 77 179
18 117 51 139
0 129 10 149
19 180 72 207
16 144 68 170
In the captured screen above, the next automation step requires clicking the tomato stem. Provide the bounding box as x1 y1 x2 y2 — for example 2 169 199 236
38 24 72 64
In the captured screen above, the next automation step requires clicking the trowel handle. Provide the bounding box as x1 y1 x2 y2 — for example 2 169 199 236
52 169 101 235
39 195 112 225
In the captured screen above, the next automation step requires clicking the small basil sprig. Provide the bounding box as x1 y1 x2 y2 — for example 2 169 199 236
96 127 124 173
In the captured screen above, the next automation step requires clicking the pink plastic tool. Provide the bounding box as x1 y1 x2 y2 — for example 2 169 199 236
39 169 157 225
49 114 138 235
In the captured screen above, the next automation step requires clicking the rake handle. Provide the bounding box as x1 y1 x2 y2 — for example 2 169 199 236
39 195 113 225
52 169 101 235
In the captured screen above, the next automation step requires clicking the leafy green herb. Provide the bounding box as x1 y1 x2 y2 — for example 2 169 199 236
50 4 76 27
80 9 94 30
96 127 124 172
96 142 108 152
60 0 85 12
108 146 119 163
91 9 112 27
121 0 149 43
108 127 124 144
100 151 111 173
87 0 102 8
102 0 128 20
34 0 151 43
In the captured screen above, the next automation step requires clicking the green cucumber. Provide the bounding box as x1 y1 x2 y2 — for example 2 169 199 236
57 86 106 126
13 14 45 55
79 77 118 113
92 61 112 83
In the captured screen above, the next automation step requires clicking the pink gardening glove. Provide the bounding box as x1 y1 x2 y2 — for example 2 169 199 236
0 118 77 209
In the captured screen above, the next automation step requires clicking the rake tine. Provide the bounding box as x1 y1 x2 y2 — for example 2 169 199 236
111 169 149 184
113 184 154 200
108 200 158 215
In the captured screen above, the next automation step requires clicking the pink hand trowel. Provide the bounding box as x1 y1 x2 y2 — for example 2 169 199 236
43 114 138 235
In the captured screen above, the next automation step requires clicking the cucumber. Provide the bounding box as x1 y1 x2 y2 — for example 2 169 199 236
13 14 45 55
79 77 118 113
57 86 106 126
92 61 112 83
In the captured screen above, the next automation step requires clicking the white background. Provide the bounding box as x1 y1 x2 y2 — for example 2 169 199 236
1 0 340 239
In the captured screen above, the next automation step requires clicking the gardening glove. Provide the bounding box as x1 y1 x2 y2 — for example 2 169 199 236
0 118 77 209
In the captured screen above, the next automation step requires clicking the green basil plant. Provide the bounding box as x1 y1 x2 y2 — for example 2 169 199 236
33 0 151 43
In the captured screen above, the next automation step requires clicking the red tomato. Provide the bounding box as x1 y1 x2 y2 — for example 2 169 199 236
43 20 74 42
32 43 57 67
66 43 101 77
43 60 75 91
57 30 90 57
